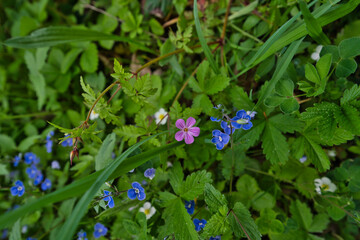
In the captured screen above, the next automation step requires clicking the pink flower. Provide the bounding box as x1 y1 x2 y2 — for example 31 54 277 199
175 117 200 144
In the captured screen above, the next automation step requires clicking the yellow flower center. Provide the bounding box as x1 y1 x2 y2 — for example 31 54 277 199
159 114 165 120
321 184 329 191
184 128 188 132
236 119 248 124
144 209 150 215
17 186 23 191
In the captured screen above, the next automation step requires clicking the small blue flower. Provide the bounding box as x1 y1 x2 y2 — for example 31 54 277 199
211 130 230 150
111 152 116 159
77 230 88 240
1 229 8 239
24 152 39 165
246 111 257 119
33 171 44 185
13 154 21 167
144 168 156 180
26 165 38 179
220 121 235 135
93 223 108 239
193 218 207 232
210 116 221 122
10 180 25 197
51 160 61 169
185 200 195 215
231 110 253 130
209 236 221 240
61 134 73 147
45 139 53 154
127 182 146 201
103 190 114 208
41 179 52 191
299 155 307 163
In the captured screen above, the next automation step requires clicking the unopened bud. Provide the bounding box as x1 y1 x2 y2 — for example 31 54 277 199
69 147 79 165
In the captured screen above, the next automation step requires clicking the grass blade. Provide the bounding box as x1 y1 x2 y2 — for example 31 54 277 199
0 139 182 230
3 26 155 54
193 0 219 73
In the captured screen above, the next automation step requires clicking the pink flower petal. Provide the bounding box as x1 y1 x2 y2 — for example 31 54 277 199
188 127 200 137
175 131 185 141
175 119 186 130
184 133 194 144
186 117 196 128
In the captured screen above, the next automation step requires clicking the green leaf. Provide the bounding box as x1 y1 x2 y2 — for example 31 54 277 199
95 133 116 171
202 212 230 238
193 0 219 73
80 43 98 73
269 114 304 133
161 197 198 239
168 162 184 195
308 214 329 233
149 18 164 35
275 78 294 97
204 183 227 213
236 174 259 206
335 58 357 78
290 200 313 231
299 0 330 45
251 191 276 211
192 94 213 114
256 209 284 234
262 121 289 165
341 84 360 105
229 86 254 110
316 53 332 80
264 94 285 107
338 37 360 58
9 220 21 240
304 135 330 172
229 202 261 240
180 170 212 200
4 26 155 54
335 104 360 135
61 48 82 74
280 98 299 114
234 119 265 149
123 219 140 235
305 63 320 84
173 0 187 14
0 134 16 154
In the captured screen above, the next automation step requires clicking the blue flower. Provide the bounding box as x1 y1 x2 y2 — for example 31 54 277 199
193 218 207 232
61 134 73 147
210 116 221 122
26 238 37 240
209 236 221 240
1 229 8 239
13 154 21 167
103 190 114 208
45 131 54 153
24 152 39 165
231 110 253 130
33 171 44 185
127 182 146 201
41 179 52 191
299 155 307 163
246 111 257 119
26 165 38 179
10 180 25 197
51 160 60 169
211 130 230 150
93 223 108 239
77 230 88 240
144 168 156 180
220 121 235 135
185 200 195 215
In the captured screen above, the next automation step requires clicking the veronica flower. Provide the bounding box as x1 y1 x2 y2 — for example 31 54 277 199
299 155 307 163
26 165 38 179
127 182 146 201
185 200 195 215
193 218 207 232
314 177 337 195
220 121 235 135
211 130 230 150
231 110 253 130
61 134 73 147
24 152 39 165
175 117 200 144
90 110 99 120
41 179 52 191
77 230 88 240
144 168 156 180
10 180 25 197
51 160 61 169
33 171 44 186
93 223 107 239
209 236 221 240
210 105 223 122
246 111 257 119
103 190 115 208
45 131 54 153
13 154 21 167
155 108 168 125
139 202 156 219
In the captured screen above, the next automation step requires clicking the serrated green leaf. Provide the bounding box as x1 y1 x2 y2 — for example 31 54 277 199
303 135 330 172
256 209 284 234
192 94 213 114
233 119 265 149
269 114 304 133
204 183 227 213
335 104 360 135
308 214 329 233
229 202 261 240
262 121 289 165
202 212 230 238
229 86 254 110
168 162 184 195
290 200 313 231
252 191 276 211
180 170 212 200
341 84 360 105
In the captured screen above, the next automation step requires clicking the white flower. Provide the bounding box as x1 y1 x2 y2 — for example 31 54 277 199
139 202 156 219
314 177 337 194
328 150 336 157
299 155 307 163
311 45 323 61
90 110 99 120
154 108 168 125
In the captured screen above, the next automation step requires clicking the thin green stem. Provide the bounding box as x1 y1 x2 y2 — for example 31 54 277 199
230 24 264 44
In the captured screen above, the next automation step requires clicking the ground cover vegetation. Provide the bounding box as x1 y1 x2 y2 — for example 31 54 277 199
1 0 360 239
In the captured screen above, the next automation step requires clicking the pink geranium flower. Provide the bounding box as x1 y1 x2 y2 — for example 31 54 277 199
175 117 200 144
